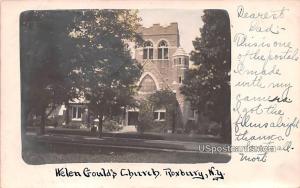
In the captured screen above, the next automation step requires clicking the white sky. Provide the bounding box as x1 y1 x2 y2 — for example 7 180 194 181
138 9 204 54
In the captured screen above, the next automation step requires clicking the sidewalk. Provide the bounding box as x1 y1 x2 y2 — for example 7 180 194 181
27 126 222 143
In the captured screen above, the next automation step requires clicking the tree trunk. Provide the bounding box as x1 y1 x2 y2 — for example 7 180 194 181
171 110 176 133
65 102 70 125
21 105 31 140
98 115 103 137
221 116 231 144
87 109 90 126
40 111 46 135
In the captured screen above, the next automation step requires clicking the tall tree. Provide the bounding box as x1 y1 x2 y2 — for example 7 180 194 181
69 10 143 136
180 10 231 143
20 11 79 135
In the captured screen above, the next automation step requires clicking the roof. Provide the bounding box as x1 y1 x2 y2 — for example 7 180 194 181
173 47 188 57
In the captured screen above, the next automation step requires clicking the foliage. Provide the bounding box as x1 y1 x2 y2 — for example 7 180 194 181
63 124 81 129
20 11 80 134
21 10 143 137
180 10 231 142
148 89 178 110
103 120 122 132
149 89 179 132
184 120 198 134
137 90 179 133
68 10 143 136
137 100 153 133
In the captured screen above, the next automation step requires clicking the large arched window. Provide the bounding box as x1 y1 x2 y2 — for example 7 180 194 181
158 40 168 59
143 41 153 59
138 74 157 93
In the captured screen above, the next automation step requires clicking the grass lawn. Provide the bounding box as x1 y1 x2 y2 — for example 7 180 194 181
27 126 223 143
22 138 230 164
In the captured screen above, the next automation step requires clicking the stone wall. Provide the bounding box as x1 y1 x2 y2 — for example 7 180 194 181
135 23 191 127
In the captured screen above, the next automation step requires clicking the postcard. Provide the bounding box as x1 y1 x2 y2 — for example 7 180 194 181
1 0 300 187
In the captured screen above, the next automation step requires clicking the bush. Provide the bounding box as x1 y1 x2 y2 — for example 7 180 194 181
184 120 197 134
90 125 98 135
103 120 122 132
207 122 221 136
46 118 58 127
64 124 81 129
30 117 41 127
137 112 153 133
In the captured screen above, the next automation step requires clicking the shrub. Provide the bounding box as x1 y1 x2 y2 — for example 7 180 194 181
137 100 154 133
184 120 197 134
45 118 58 127
207 121 221 136
103 120 122 132
90 125 98 135
64 124 81 129
137 112 153 133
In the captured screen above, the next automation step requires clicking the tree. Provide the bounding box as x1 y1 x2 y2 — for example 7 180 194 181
20 11 79 135
136 99 153 134
137 90 178 133
180 10 231 143
69 10 143 137
20 10 142 137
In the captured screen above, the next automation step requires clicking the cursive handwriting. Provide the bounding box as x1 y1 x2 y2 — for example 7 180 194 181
237 5 289 20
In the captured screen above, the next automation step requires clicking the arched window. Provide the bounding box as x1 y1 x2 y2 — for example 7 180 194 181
143 41 153 59
158 40 168 59
139 74 157 93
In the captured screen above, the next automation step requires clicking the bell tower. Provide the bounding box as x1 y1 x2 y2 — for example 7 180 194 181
172 47 190 124
172 47 189 86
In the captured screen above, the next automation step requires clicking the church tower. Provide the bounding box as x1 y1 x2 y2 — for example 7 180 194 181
126 22 193 129
172 47 190 125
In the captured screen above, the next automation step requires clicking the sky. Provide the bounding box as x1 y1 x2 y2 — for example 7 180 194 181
138 9 204 54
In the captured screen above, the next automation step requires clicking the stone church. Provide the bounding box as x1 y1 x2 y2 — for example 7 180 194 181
125 23 197 129
55 22 197 132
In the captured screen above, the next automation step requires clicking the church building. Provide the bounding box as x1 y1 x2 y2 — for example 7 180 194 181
56 22 197 132
125 23 197 129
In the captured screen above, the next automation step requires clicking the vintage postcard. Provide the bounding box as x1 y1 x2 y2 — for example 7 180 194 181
1 0 300 187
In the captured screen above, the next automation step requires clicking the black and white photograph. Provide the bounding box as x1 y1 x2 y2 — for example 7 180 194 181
20 9 231 164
